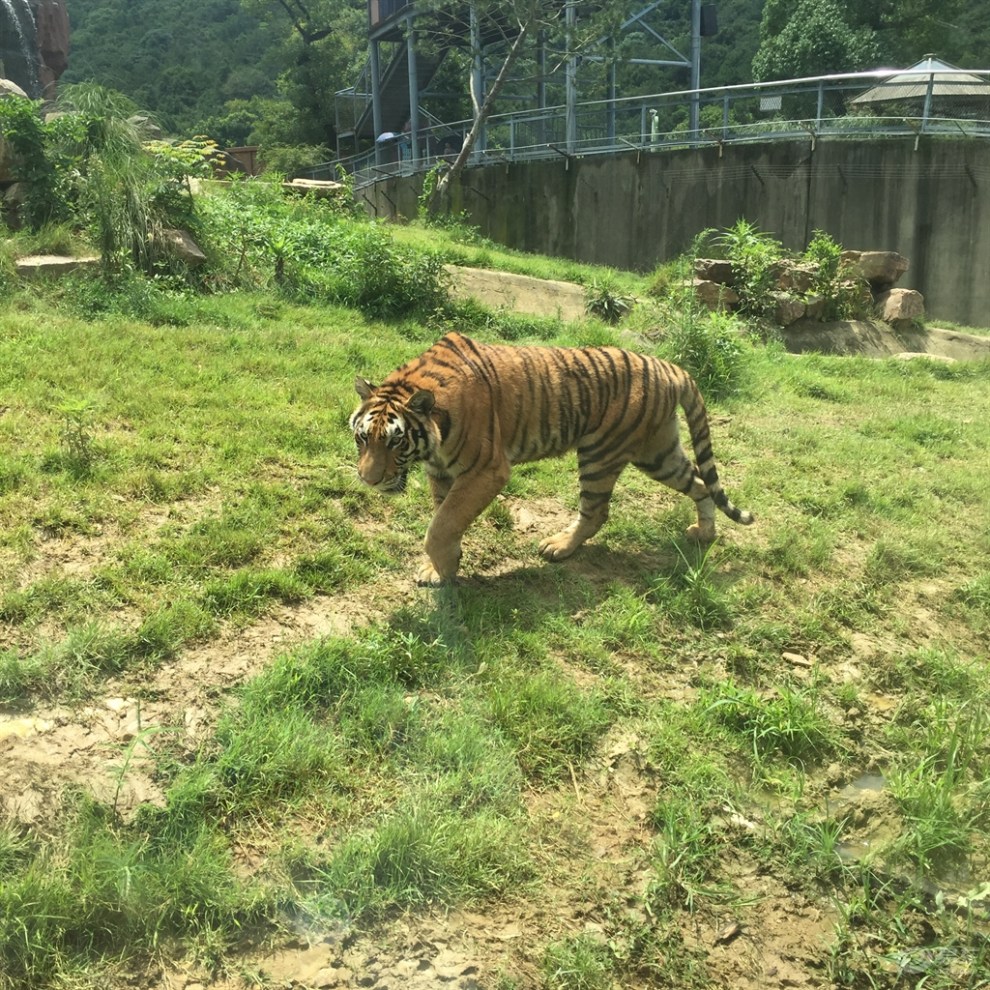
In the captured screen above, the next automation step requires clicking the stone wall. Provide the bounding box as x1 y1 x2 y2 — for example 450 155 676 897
361 138 990 328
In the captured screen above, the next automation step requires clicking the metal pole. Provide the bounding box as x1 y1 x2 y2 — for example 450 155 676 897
690 0 701 136
471 4 486 155
566 1 577 152
406 13 420 163
537 30 546 144
370 39 384 165
922 72 935 133
608 43 617 143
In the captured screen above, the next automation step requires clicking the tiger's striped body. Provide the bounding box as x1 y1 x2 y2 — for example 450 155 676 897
351 332 753 585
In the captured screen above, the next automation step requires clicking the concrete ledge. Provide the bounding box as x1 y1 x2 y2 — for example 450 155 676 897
446 265 587 323
16 255 100 278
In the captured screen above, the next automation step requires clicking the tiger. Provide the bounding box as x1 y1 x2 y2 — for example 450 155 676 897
350 331 753 585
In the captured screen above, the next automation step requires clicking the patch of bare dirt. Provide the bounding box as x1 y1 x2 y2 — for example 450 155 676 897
0 491 979 989
0 582 413 826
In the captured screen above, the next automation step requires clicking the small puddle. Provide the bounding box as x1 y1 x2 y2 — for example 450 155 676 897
836 772 886 799
832 773 888 863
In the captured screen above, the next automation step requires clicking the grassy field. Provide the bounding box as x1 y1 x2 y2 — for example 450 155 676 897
1 245 989 989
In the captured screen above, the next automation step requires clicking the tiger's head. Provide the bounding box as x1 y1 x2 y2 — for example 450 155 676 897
350 377 437 493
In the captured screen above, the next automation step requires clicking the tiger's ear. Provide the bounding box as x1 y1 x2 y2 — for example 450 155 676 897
407 389 435 415
355 376 376 399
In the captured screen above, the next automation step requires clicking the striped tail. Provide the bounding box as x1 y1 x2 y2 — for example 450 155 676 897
680 376 754 526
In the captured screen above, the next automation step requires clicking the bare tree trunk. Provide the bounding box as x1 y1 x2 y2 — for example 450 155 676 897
430 20 531 211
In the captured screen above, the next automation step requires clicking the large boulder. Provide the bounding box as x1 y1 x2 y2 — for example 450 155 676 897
161 229 207 267
876 287 925 324
34 0 71 98
693 277 740 311
842 250 909 290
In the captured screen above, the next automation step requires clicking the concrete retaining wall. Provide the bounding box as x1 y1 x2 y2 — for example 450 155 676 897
361 138 990 328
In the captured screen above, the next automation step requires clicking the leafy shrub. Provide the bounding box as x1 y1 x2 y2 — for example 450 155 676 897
0 95 77 229
804 228 871 320
196 181 449 318
257 143 331 177
660 308 747 401
715 219 783 320
50 86 215 277
585 271 633 324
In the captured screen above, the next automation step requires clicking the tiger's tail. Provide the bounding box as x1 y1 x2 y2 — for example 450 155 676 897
679 375 755 527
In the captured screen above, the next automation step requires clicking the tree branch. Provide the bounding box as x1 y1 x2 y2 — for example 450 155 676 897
276 0 332 44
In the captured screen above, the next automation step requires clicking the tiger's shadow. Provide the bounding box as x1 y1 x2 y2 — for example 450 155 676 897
389 537 743 647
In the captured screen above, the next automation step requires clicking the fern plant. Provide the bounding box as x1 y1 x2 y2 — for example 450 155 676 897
585 271 633 324
715 219 784 320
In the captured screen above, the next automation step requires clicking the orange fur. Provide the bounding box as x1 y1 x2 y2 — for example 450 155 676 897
351 332 753 584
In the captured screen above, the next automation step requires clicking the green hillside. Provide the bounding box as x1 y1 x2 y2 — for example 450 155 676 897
57 0 990 148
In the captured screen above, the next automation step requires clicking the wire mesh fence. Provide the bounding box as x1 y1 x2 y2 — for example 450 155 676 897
303 67 990 188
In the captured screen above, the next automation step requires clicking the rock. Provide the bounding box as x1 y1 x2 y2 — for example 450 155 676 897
775 260 815 294
15 254 100 278
843 250 909 289
128 115 164 140
0 79 29 100
445 265 587 322
35 0 71 98
876 287 924 323
803 294 826 321
771 292 806 326
694 258 734 284
285 177 346 198
694 277 739 311
4 181 27 206
782 319 904 357
162 228 207 266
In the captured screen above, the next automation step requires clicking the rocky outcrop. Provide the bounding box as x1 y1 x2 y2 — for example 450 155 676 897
35 0 71 99
693 249 925 330
0 1 69 98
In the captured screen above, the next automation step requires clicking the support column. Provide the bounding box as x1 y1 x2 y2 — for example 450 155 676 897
370 38 384 164
690 0 701 137
407 13 421 162
565 1 577 152
471 4 486 155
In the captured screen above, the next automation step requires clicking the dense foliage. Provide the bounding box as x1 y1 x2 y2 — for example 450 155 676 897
0 88 448 319
57 0 990 158
62 0 366 155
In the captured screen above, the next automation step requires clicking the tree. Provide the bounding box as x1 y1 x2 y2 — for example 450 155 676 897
846 0 968 66
236 0 367 148
238 0 349 46
752 0 882 81
422 0 639 205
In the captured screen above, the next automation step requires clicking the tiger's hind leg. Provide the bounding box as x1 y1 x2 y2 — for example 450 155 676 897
634 433 717 542
540 459 625 561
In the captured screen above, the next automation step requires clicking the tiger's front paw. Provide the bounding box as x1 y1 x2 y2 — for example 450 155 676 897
539 529 581 561
415 560 445 585
415 559 458 586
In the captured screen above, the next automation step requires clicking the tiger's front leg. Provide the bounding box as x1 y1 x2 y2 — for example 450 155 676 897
416 463 510 585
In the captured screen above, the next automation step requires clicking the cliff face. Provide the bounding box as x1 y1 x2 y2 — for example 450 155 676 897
0 1 69 98
34 0 70 97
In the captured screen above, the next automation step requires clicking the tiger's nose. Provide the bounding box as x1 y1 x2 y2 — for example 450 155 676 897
357 459 385 486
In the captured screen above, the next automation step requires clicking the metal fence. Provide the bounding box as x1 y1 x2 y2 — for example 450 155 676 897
300 66 990 188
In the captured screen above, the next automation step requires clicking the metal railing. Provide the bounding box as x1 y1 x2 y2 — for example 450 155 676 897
301 66 990 188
